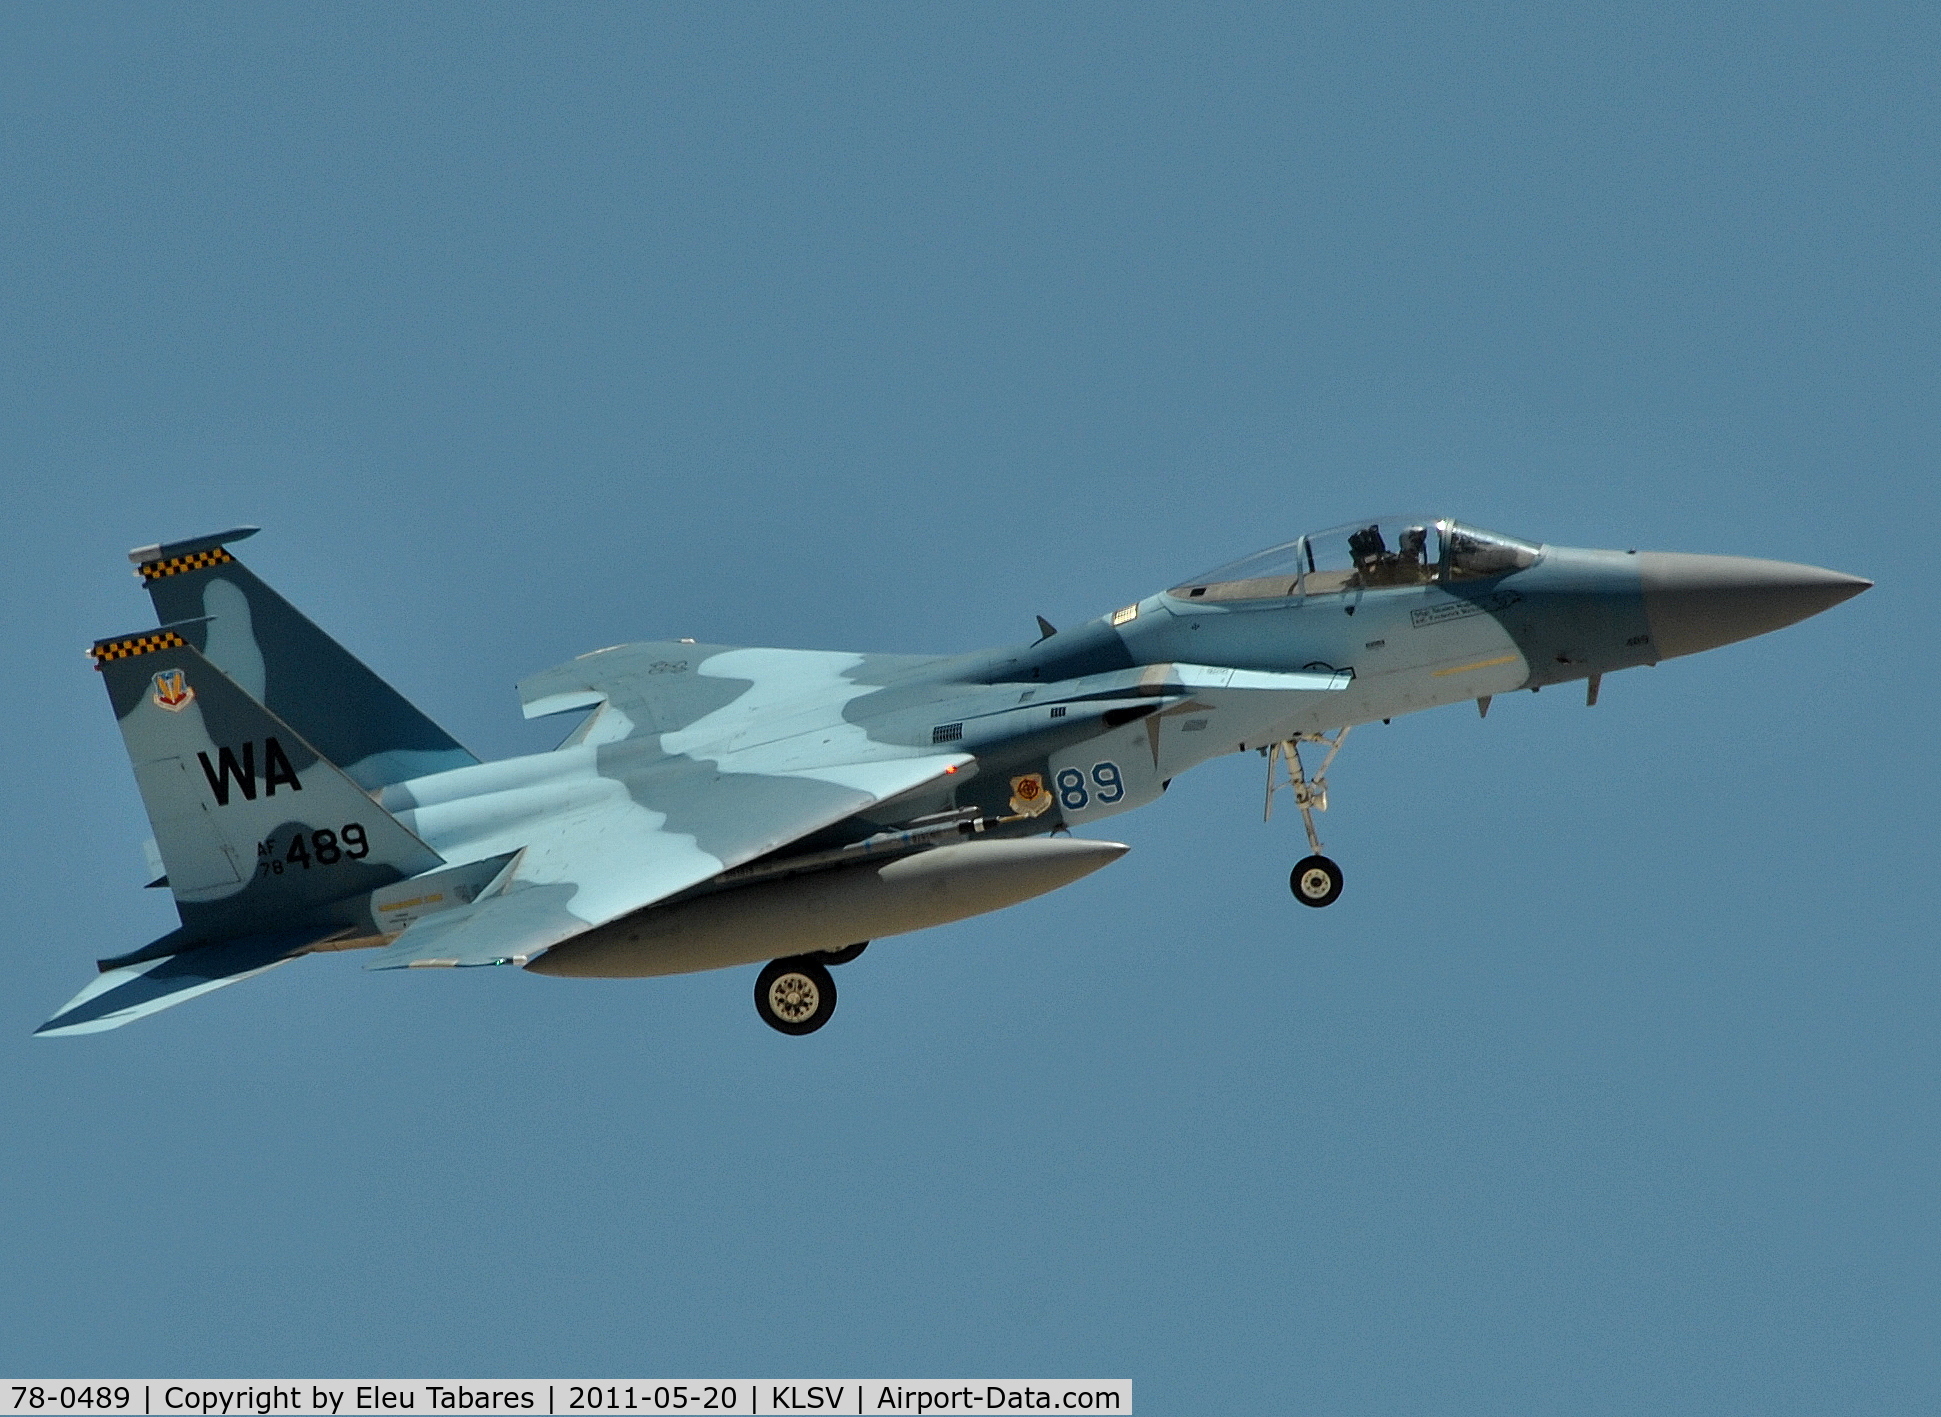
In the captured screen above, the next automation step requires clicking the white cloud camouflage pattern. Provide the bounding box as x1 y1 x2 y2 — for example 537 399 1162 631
41 519 1868 1036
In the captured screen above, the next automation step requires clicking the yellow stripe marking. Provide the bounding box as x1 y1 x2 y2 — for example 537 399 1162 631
1432 654 1518 677
378 893 446 913
90 630 188 667
137 547 235 582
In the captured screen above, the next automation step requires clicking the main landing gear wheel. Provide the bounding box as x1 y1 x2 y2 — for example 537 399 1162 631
817 941 869 966
1290 854 1344 908
755 956 837 1035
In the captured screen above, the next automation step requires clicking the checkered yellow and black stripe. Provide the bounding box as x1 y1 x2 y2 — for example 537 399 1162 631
137 547 234 582
90 630 188 668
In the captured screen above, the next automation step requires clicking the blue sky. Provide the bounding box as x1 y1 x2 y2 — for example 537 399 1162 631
2 4 1934 1411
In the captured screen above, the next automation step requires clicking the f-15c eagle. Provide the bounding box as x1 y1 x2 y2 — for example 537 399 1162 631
42 519 1868 1037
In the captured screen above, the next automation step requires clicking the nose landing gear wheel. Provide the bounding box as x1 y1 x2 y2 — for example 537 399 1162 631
755 956 837 1035
1290 854 1344 908
817 941 868 966
1266 733 1352 909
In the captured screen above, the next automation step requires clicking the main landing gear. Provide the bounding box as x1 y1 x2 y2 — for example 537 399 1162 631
754 943 868 1034
755 956 837 1035
1265 729 1351 908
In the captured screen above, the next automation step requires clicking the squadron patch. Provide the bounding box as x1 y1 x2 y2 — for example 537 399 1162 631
151 668 195 712
1009 772 1053 817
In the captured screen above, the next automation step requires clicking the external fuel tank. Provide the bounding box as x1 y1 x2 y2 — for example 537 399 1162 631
526 836 1128 979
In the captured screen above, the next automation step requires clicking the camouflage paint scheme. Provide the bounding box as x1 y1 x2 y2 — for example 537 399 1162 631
40 518 1869 1035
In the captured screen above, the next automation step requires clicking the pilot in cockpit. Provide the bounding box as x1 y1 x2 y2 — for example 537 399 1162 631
1347 524 1387 571
1346 522 1438 587
1397 525 1429 568
1168 516 1536 603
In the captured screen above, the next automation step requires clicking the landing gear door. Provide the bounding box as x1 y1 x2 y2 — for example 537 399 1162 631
1047 719 1166 826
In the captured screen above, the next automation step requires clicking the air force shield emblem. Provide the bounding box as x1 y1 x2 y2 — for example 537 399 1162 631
151 668 194 711
1009 772 1053 817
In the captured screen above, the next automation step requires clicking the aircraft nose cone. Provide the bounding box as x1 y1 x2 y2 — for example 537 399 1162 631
1638 552 1871 659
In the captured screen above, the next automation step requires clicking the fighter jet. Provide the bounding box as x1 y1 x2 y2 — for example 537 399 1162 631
41 518 1868 1037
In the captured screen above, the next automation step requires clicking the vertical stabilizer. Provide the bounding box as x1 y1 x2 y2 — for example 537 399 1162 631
130 529 478 789
90 628 444 942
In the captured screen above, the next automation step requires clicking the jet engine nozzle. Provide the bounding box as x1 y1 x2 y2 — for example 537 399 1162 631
1638 552 1870 659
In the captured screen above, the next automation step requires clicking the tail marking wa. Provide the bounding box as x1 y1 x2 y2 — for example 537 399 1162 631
197 738 304 805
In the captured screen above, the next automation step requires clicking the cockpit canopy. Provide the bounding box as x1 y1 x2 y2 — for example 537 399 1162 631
1170 517 1541 603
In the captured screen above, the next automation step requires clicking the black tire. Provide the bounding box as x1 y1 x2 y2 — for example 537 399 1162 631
1290 854 1344 908
755 956 838 1035
817 941 869 967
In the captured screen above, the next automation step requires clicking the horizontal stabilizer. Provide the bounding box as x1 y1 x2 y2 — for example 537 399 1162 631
36 927 337 1037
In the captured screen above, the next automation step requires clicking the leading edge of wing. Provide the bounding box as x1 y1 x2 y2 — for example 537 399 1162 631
362 751 976 970
517 642 945 741
1167 664 1353 692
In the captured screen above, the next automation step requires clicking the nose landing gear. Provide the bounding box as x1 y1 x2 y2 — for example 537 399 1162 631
1290 854 1344 907
1265 729 1351 908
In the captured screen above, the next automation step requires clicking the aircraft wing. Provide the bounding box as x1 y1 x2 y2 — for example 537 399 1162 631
431 646 1345 972
518 641 943 744
364 749 974 969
